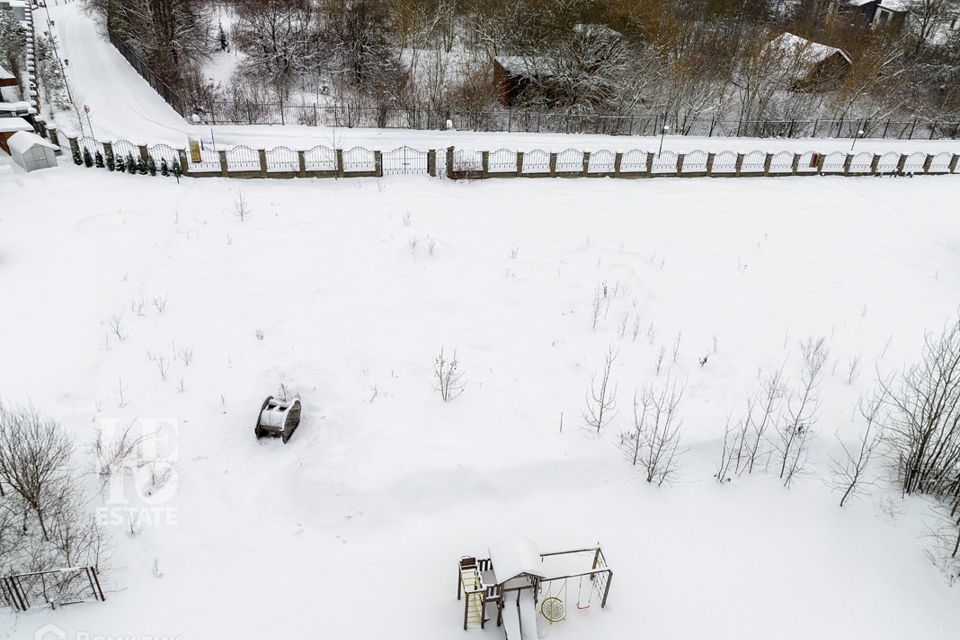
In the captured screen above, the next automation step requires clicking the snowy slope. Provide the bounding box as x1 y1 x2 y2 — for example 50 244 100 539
44 3 960 156
1 167 960 639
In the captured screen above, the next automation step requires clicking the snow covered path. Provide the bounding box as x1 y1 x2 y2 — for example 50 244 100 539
46 3 960 155
2 167 960 639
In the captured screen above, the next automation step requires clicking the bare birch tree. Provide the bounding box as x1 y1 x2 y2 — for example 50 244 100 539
584 346 618 433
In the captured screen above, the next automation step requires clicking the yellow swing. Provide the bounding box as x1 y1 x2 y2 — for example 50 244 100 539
540 579 567 623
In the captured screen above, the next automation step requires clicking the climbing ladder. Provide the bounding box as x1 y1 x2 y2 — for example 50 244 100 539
458 557 488 629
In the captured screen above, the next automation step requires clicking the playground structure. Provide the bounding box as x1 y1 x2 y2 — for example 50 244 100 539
457 538 612 637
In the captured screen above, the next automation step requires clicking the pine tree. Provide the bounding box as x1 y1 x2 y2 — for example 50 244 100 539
160 158 170 176
126 154 137 174
147 157 157 176
95 151 105 168
82 148 93 167
136 156 148 175
106 152 115 171
117 155 126 172
218 22 228 51
72 148 83 165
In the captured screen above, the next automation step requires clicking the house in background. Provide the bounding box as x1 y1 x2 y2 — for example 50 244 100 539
492 56 555 107
0 0 28 23
766 32 852 91
834 0 909 33
0 64 20 103
0 116 33 154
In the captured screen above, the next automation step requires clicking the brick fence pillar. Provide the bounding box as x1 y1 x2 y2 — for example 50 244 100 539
582 151 590 176
843 153 853 175
68 136 80 158
374 150 383 177
896 153 907 175
706 153 715 176
297 150 306 177
815 153 825 175
218 150 228 177
614 152 623 177
178 148 190 176
482 151 490 178
645 152 654 177
138 144 150 163
763 153 773 176
870 154 880 175
676 153 684 177
734 153 744 176
445 146 454 179
516 151 524 177
102 141 113 165
336 149 345 177
427 149 436 177
549 152 558 177
949 154 960 174
922 154 934 174
258 149 268 177
791 153 800 175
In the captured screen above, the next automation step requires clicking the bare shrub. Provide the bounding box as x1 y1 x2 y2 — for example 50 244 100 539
831 396 884 507
619 377 685 485
583 346 618 433
777 337 828 487
433 347 465 402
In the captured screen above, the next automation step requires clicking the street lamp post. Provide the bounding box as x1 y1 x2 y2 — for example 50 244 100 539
658 125 670 156
851 129 864 152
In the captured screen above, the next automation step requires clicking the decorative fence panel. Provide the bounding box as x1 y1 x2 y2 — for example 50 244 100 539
488 149 517 173
769 151 794 174
822 151 847 173
651 151 678 174
265 146 298 173
148 143 180 167
682 150 708 173
930 152 953 173
453 149 483 173
620 150 647 173
796 151 818 173
304 146 336 172
876 151 901 173
555 149 583 173
712 151 737 173
588 150 616 174
383 146 429 175
521 149 550 174
343 147 376 173
849 152 874 173
110 139 139 162
225 146 259 171
188 147 220 172
741 150 766 173
78 137 104 157
903 151 927 173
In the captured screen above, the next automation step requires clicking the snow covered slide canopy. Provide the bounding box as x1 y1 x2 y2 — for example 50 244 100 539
489 537 544 587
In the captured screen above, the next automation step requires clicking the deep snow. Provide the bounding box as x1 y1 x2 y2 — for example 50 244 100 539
1 166 960 639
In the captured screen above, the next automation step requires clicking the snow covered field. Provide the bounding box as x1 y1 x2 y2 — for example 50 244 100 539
2 166 960 639
44 3 960 156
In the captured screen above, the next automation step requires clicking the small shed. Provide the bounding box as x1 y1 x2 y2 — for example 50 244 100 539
766 32 851 91
0 117 33 154
7 131 58 172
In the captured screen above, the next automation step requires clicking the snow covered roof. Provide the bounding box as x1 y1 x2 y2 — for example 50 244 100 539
495 56 553 78
572 23 623 39
489 537 544 583
0 65 13 81
7 131 56 155
0 100 34 114
877 0 909 11
0 117 32 133
767 33 852 66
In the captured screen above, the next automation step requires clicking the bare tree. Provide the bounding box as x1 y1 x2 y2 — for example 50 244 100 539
743 365 787 475
433 346 465 402
620 377 685 485
0 405 74 540
831 396 884 507
777 337 829 486
583 346 618 433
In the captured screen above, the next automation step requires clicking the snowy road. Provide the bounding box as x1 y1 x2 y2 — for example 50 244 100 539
45 3 960 155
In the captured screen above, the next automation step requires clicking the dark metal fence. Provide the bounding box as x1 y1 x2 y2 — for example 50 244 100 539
1 566 105 611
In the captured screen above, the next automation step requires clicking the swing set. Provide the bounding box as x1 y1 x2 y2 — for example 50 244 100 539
456 539 613 632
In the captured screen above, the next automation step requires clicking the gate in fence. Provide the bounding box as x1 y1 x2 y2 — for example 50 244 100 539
1 567 105 611
382 146 430 175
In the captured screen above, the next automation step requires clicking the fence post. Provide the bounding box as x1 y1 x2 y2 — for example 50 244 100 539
482 151 490 178
706 152 715 176
178 148 190 176
763 153 773 176
516 151 524 177
298 150 306 177
734 153 744 177
922 154 934 174
675 153 684 177
582 151 590 176
218 150 228 177
336 149 345 177
949 154 960 174
374 150 383 177
549 152 558 177
843 153 853 176
138 144 150 163
896 153 907 175
614 152 622 177
102 141 113 165
645 152 653 177
870 154 880 175
814 153 825 175
258 149 268 177
48 127 60 152
68 136 80 158
446 146 454 179
791 153 800 175
427 149 436 177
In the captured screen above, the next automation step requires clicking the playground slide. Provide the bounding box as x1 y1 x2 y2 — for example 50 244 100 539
501 596 523 640
517 590 539 640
